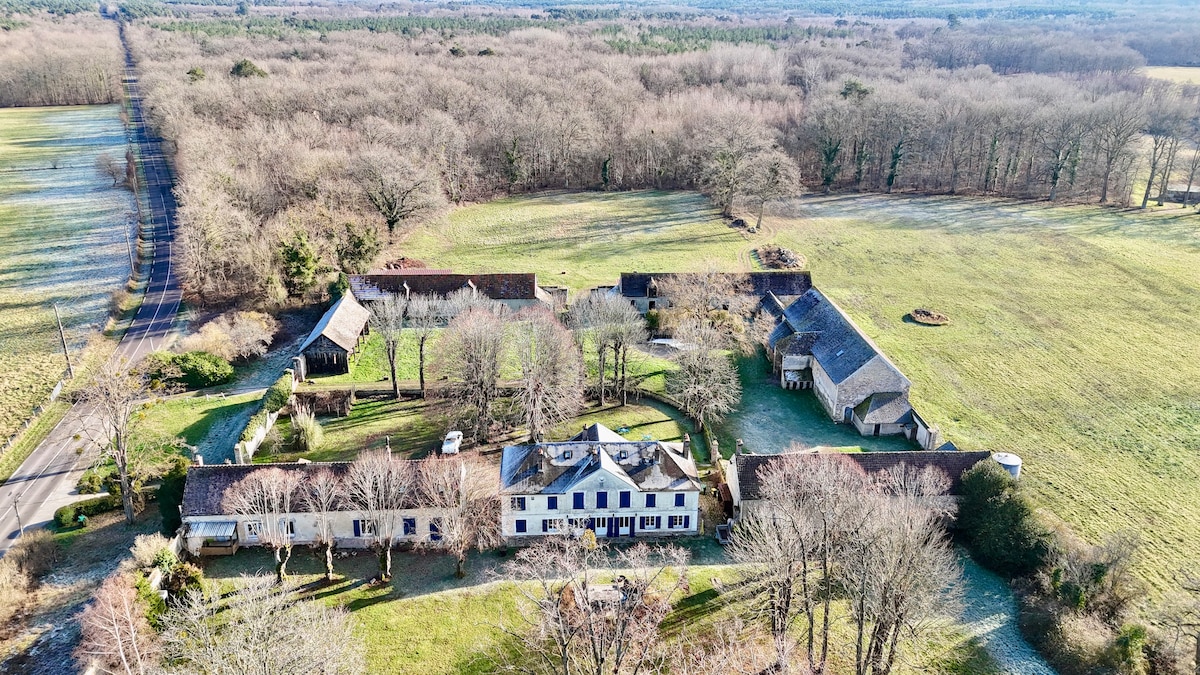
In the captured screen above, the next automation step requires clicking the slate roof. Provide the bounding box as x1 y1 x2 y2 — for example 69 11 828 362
734 450 993 501
618 271 813 299
853 392 915 425
769 288 910 386
299 292 370 354
182 461 426 517
351 272 544 302
500 424 700 495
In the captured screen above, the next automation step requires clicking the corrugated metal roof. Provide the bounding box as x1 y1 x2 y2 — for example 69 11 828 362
187 520 238 538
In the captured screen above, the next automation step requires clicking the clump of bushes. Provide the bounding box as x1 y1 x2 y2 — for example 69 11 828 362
145 350 234 389
230 58 266 77
179 310 279 362
0 531 59 627
960 459 1158 675
55 494 123 528
240 372 294 443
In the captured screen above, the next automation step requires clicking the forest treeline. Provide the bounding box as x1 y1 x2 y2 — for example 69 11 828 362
0 14 123 107
118 9 1200 307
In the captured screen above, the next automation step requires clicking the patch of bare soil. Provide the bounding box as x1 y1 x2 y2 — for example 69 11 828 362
380 257 429 270
909 308 951 325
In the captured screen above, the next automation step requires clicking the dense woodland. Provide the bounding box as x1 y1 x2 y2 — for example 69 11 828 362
100 3 1200 305
0 13 122 106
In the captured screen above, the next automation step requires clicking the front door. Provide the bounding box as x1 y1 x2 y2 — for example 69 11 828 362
616 516 632 536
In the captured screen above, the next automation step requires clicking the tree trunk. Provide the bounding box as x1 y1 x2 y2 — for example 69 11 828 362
274 545 292 584
756 199 766 230
119 459 135 525
1142 140 1164 208
378 544 392 580
418 337 427 397
597 342 607 405
620 345 628 406
1158 137 1181 207
388 341 400 399
455 555 466 579
324 542 335 583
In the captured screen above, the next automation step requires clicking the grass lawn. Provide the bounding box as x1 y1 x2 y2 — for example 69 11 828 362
199 546 997 675
400 190 752 293
0 400 69 485
714 351 915 457
553 398 707 459
311 331 439 386
407 188 1200 590
0 105 136 444
137 392 261 462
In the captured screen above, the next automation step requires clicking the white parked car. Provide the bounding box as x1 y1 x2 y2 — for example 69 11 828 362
441 430 463 455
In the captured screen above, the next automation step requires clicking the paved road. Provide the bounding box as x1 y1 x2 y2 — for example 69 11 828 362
0 30 181 553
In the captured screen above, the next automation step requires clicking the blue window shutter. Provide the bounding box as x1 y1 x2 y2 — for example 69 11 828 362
646 493 656 508
684 515 691 529
574 492 584 509
675 493 685 507
656 516 661 529
516 520 527 534
597 492 608 509
587 517 595 531
619 491 630 508
542 519 549 533
548 496 558 510
353 520 361 537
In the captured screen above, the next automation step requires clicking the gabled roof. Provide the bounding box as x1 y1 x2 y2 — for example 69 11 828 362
735 450 993 501
351 272 543 302
500 424 700 495
618 271 813 299
853 392 914 425
299 292 370 354
770 288 909 387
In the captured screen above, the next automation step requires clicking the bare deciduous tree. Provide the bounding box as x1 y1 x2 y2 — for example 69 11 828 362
370 292 408 399
416 456 502 578
514 308 584 442
75 572 161 675
343 450 417 580
300 467 343 583
221 467 302 583
569 291 647 405
355 150 442 237
666 320 742 434
432 307 507 442
502 536 689 675
160 576 365 675
406 293 440 397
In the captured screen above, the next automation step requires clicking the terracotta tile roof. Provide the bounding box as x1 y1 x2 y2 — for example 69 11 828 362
619 271 813 298
351 272 543 301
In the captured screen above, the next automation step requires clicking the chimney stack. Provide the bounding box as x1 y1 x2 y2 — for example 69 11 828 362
194 454 204 466
539 448 549 474
711 437 719 459
735 439 744 456
682 434 691 459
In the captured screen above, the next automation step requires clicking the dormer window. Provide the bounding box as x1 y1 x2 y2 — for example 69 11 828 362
563 450 572 460
619 450 628 460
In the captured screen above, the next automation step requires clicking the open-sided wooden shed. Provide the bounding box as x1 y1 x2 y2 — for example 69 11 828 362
298 292 371 375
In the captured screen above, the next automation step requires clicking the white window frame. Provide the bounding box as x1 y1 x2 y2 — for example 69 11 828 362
546 518 565 534
640 516 658 530
245 520 262 540
668 515 685 530
359 519 377 537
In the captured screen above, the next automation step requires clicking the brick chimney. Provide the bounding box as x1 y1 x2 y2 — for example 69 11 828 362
735 438 744 456
682 434 691 460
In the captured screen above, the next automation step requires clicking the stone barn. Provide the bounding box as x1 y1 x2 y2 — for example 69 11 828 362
298 291 370 375
767 288 913 436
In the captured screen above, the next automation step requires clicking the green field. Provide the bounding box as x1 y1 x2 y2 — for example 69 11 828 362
405 190 1200 590
0 105 135 444
402 190 748 293
138 393 261 463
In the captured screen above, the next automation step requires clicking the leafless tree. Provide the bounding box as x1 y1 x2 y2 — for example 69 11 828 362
221 467 303 583
699 112 790 217
81 360 176 525
513 308 584 442
666 321 742 434
1141 91 1190 209
406 294 440 397
501 535 689 675
432 307 507 442
370 292 408 399
657 270 755 350
181 310 278 362
96 151 127 188
343 451 417 580
415 456 501 578
75 572 161 675
1092 94 1146 204
355 150 442 237
300 467 343 583
659 618 778 675
569 291 645 405
160 576 364 675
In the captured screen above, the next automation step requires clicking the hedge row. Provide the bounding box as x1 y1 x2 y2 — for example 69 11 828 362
239 372 294 443
54 487 162 528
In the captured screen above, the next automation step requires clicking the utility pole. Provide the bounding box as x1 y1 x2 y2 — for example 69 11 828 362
123 219 136 279
13 496 23 537
53 303 74 379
